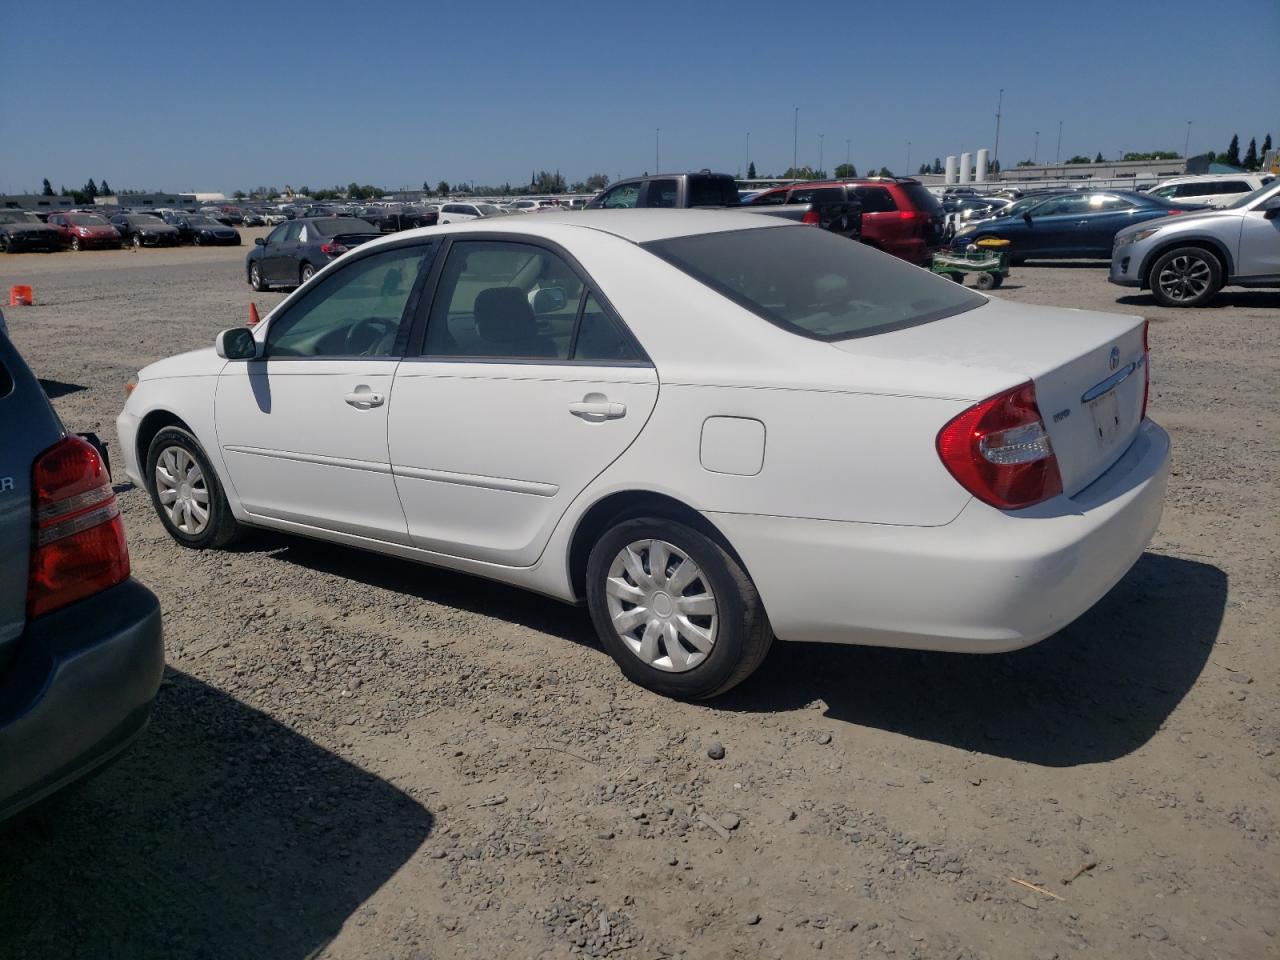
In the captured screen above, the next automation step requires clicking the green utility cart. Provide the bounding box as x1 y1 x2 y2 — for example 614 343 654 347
931 237 1011 289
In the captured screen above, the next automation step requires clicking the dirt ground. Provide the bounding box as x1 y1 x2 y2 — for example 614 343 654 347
1 232 1277 960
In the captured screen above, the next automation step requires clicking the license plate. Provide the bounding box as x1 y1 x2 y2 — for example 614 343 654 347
1089 388 1123 449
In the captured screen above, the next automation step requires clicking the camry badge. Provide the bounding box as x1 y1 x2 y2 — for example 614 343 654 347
1109 347 1120 371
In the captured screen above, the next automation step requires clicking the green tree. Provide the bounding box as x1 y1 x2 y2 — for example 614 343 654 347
584 173 609 191
1066 155 1093 165
876 166 893 177
833 163 857 178
1262 133 1272 156
918 162 930 175
99 179 111 196
436 180 450 196
1094 152 1104 163
1243 137 1258 170
746 161 757 178
931 158 943 174
1225 134 1241 166
83 178 98 198
422 180 430 192
232 189 247 200
782 166 820 180
41 179 54 196
1016 159 1036 167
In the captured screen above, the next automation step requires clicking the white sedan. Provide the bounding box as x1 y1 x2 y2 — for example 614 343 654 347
118 210 1170 699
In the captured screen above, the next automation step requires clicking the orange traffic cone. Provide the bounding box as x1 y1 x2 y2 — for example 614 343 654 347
9 285 33 306
248 302 260 326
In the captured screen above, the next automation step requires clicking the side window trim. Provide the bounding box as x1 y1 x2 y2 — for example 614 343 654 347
404 232 652 367
261 238 438 361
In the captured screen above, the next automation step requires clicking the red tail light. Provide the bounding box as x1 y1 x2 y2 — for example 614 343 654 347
897 210 920 220
1141 319 1150 421
320 241 347 256
936 382 1063 510
27 436 130 618
801 210 820 225
1167 209 1182 216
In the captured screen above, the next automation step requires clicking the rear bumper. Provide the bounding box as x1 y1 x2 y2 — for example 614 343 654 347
0 579 164 821
710 420 1170 653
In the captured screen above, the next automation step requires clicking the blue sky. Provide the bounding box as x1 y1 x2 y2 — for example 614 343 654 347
1 0 1275 194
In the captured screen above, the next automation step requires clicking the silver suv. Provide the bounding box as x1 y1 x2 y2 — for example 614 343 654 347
1110 180 1280 307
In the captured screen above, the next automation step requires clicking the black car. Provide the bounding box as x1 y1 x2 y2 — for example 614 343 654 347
163 213 242 246
0 210 64 253
109 214 181 248
587 171 742 209
246 216 382 290
0 317 164 821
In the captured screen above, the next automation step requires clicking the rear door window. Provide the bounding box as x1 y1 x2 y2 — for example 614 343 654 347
687 177 740 207
643 179 679 208
899 184 941 213
852 187 897 213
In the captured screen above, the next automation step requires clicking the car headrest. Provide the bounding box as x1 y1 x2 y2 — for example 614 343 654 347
474 287 536 344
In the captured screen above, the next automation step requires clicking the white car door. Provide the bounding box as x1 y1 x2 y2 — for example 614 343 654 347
215 240 438 542
1235 187 1280 278
388 237 658 566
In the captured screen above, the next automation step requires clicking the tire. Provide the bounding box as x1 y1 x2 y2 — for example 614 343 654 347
0 236 8 253
974 272 997 290
947 272 965 284
249 262 267 291
145 426 243 549
193 234 202 246
585 516 773 700
1149 246 1223 308
70 236 81 251
132 234 142 249
299 262 315 285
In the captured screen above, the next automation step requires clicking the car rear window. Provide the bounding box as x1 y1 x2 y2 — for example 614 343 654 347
899 184 941 212
688 177 741 207
644 226 983 341
312 218 378 236
787 187 845 204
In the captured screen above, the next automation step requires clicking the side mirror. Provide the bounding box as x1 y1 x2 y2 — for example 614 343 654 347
1022 212 1033 223
531 286 568 314
1263 197 1280 220
215 327 260 360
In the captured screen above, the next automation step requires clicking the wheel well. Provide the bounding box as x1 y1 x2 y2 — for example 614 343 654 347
567 491 746 600
1140 238 1231 287
135 410 194 479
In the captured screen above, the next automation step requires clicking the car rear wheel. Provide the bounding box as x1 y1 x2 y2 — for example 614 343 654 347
132 234 142 249
70 236 81 251
299 262 315 285
975 272 999 290
193 234 202 246
145 427 243 549
585 517 772 700
1149 246 1223 308
249 262 267 291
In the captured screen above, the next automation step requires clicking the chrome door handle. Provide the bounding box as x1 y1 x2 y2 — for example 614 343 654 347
569 400 626 420
344 388 385 408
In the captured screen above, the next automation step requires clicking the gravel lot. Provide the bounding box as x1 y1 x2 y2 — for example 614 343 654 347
2 233 1277 960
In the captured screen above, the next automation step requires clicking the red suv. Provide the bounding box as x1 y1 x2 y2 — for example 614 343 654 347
749 178 943 264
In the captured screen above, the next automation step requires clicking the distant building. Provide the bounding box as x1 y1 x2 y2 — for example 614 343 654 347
1 194 75 211
997 158 1189 183
96 193 198 208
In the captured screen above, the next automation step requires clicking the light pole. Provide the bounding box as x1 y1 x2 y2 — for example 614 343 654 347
793 107 799 174
1033 130 1039 164
845 138 851 169
655 128 660 172
819 133 824 176
1184 120 1192 159
1055 120 1063 164
745 131 750 177
993 87 1003 172
906 140 912 174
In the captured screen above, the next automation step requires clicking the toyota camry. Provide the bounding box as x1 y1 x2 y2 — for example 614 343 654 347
118 211 1169 699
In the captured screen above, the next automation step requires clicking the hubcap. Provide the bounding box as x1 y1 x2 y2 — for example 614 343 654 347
1157 255 1211 301
155 445 210 535
605 539 718 673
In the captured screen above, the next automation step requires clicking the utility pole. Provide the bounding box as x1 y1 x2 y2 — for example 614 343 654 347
793 107 799 175
655 128 660 172
1184 120 1192 159
1033 130 1039 164
845 138 851 167
1056 120 1063 164
746 131 750 177
992 87 1003 172
819 133 824 176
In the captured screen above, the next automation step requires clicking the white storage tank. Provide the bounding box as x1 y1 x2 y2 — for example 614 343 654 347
959 152 972 184
944 155 958 184
976 148 989 183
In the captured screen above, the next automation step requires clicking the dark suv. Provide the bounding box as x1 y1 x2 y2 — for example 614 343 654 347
588 172 741 209
750 178 944 264
0 315 164 821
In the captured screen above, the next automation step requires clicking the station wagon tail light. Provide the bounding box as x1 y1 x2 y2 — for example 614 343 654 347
936 381 1063 510
801 210 820 225
27 436 130 618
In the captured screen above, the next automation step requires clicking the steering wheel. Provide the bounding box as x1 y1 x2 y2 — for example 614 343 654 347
344 316 397 355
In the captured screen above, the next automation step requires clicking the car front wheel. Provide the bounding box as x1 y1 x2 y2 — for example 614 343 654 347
145 426 243 549
585 517 772 700
1149 246 1223 307
70 236 81 251
249 262 267 291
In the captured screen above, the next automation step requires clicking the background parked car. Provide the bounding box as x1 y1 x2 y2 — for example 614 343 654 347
1111 179 1280 306
588 172 741 210
1148 173 1275 209
240 211 266 227
246 216 382 290
0 210 66 253
952 191 1205 261
437 202 503 224
741 181 863 240
109 214 181 248
46 212 123 250
263 211 288 225
163 213 242 246
0 323 164 822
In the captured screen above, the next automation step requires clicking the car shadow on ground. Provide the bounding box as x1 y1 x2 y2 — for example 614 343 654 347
37 377 87 399
1118 291 1280 309
0 669 433 960
721 552 1226 767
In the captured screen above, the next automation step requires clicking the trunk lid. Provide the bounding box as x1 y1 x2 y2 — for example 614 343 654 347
829 296 1147 497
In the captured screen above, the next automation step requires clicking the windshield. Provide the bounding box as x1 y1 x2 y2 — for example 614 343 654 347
188 217 220 227
1225 181 1280 210
68 214 109 225
312 218 378 236
645 225 984 341
475 204 502 215
127 215 164 225
0 211 42 224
